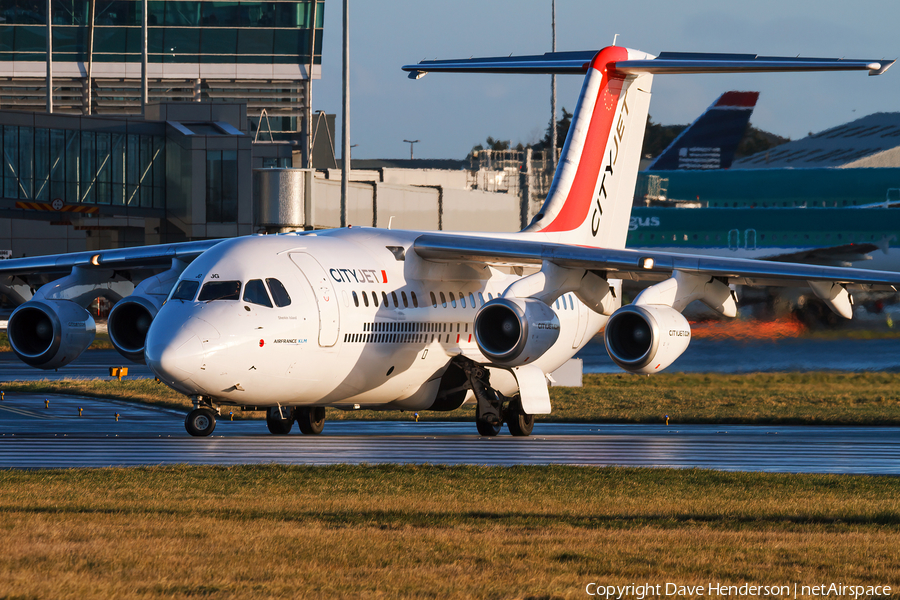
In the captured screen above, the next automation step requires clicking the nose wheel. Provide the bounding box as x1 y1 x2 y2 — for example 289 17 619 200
185 407 217 437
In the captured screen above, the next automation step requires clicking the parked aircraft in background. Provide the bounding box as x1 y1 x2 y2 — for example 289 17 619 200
628 206 900 269
646 90 759 171
0 47 896 438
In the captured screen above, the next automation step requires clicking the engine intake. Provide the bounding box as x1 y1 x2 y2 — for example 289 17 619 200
604 304 691 374
473 297 559 366
7 300 96 369
108 296 161 363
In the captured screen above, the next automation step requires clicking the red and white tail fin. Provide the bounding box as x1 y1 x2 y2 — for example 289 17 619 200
524 47 654 249
404 47 890 248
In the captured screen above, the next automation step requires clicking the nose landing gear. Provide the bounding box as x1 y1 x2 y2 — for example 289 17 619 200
185 400 218 437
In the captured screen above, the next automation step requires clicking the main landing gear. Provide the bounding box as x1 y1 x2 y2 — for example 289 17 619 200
266 407 294 435
296 407 326 435
462 360 534 437
266 406 325 435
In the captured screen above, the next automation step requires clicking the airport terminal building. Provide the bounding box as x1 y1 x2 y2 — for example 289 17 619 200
0 0 324 256
0 0 323 137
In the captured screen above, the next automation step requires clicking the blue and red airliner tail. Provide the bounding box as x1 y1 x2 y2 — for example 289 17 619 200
647 90 759 171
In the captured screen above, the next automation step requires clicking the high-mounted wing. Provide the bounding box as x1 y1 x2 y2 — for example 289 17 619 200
413 233 900 291
0 239 222 278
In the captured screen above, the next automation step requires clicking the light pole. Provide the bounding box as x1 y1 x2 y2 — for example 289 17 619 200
550 0 557 171
340 0 350 227
403 139 419 160
46 0 52 113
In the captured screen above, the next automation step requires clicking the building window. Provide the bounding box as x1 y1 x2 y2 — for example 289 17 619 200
206 149 238 222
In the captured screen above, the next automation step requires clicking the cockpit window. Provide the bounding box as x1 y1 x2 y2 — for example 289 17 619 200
171 280 200 301
243 279 272 307
266 278 291 307
198 281 241 301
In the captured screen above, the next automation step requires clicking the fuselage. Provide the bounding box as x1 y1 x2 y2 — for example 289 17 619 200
144 227 608 411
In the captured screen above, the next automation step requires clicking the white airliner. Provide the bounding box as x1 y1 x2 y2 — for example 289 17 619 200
2 46 897 437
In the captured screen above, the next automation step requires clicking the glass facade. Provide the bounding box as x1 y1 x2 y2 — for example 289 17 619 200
0 0 324 65
1 125 165 208
205 149 238 222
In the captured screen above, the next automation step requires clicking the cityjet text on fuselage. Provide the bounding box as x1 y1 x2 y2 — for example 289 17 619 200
329 268 388 285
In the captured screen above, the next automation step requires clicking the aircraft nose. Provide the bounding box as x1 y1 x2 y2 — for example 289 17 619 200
146 317 216 384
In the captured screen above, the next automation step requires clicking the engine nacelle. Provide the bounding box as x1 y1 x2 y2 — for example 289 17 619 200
7 299 96 369
473 297 560 366
108 295 163 363
604 304 691 374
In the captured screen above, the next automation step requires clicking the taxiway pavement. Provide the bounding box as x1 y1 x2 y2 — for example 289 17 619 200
1 392 897 473
0 350 154 381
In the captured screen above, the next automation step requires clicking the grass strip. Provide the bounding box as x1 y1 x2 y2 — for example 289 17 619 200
3 372 900 425
0 465 897 599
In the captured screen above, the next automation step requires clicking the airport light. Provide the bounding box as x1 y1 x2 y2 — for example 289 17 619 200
403 140 420 160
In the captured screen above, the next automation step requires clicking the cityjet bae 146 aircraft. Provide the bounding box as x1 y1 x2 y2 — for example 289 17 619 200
2 47 898 437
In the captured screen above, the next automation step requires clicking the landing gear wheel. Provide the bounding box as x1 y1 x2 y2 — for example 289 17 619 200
185 407 217 437
297 407 325 435
266 407 295 435
506 396 534 437
476 417 502 437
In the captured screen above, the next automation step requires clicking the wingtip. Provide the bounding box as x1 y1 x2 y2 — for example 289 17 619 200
868 60 895 76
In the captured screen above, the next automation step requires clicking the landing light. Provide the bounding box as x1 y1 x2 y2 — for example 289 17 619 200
90 254 101 266
641 257 654 269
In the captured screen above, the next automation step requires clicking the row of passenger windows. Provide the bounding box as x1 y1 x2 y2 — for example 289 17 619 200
170 278 291 308
348 290 579 311
343 322 470 346
344 333 461 345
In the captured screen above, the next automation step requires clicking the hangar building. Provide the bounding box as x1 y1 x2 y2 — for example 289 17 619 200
635 113 900 208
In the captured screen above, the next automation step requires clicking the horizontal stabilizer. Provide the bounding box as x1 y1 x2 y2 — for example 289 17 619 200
403 49 894 77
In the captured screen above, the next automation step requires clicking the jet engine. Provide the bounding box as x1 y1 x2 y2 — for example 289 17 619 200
107 295 161 363
6 299 96 369
473 297 560 366
604 304 691 374
107 259 189 363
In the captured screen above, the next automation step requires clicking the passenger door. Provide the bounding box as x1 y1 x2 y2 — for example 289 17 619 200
290 253 340 347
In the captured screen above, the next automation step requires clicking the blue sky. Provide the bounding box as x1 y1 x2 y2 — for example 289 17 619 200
313 0 900 160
